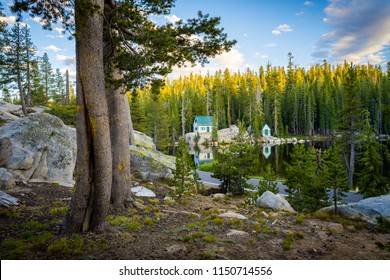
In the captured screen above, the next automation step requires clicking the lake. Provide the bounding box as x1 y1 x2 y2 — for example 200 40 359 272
191 139 390 188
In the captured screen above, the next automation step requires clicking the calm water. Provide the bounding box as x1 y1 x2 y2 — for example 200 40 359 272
190 139 390 183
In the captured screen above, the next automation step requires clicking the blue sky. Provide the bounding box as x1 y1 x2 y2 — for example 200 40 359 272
1 0 390 80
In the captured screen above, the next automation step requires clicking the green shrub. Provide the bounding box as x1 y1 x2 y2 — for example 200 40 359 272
45 105 76 126
203 235 218 242
47 236 84 256
198 162 216 172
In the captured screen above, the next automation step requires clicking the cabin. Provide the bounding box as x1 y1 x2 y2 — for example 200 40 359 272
262 124 271 136
193 116 213 133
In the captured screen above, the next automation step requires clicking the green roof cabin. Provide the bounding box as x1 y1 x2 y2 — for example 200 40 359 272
193 116 213 133
262 124 271 136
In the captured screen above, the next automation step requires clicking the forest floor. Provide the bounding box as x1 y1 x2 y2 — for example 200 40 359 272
1 181 390 260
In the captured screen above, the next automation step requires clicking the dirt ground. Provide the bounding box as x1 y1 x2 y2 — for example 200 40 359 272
1 181 390 260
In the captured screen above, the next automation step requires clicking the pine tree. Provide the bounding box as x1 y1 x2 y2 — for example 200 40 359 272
22 24 37 107
213 121 255 195
357 110 390 198
323 145 349 214
53 68 65 104
40 52 54 102
257 164 279 196
171 137 198 198
4 23 28 115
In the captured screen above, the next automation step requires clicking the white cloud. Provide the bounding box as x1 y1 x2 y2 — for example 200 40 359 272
44 45 62 52
264 43 277 48
304 1 314 6
169 48 245 79
56 54 76 66
31 17 47 26
272 24 293 36
254 53 268 60
0 16 17 24
295 11 305 16
165 14 181 24
55 27 65 35
313 0 390 65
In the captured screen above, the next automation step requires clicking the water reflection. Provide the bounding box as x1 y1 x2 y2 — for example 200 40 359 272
190 139 390 183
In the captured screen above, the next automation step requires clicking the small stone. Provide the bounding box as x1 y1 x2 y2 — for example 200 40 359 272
212 193 225 199
218 211 248 220
166 244 188 254
0 168 15 190
325 222 344 234
131 186 156 197
227 229 249 237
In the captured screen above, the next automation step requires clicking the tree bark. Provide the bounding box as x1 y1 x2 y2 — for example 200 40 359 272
62 0 112 233
106 66 134 209
65 69 70 105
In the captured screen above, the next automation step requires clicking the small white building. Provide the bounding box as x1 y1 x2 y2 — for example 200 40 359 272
262 124 271 136
193 116 213 133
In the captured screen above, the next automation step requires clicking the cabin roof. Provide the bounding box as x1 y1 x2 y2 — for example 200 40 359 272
194 116 213 126
262 124 271 130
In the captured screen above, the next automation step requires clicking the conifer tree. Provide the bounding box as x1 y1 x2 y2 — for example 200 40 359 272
171 137 198 198
323 145 349 214
357 110 389 197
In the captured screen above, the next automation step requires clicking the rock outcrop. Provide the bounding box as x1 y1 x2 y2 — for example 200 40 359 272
321 194 390 225
0 102 49 124
130 131 175 182
256 191 296 213
0 113 76 187
0 168 15 190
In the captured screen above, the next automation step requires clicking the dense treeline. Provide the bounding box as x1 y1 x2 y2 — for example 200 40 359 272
0 14 74 109
132 58 390 151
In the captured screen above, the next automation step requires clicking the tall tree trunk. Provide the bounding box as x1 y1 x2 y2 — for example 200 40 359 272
62 0 112 233
65 69 70 105
349 142 355 186
106 66 134 209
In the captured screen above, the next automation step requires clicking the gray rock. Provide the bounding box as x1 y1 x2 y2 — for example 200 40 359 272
0 168 15 190
257 191 296 213
166 244 188 254
131 186 156 197
130 133 175 182
134 131 156 150
0 102 21 123
0 113 76 187
0 190 18 207
218 125 249 143
212 193 226 199
226 229 249 237
321 194 390 225
218 211 248 220
325 222 344 234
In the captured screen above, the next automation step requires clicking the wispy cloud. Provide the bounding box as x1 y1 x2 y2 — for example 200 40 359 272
264 43 277 48
312 0 390 65
295 11 304 16
44 45 62 52
0 15 17 24
304 1 314 6
56 54 75 66
165 14 181 24
254 52 268 60
169 48 245 79
31 17 47 26
272 24 293 36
